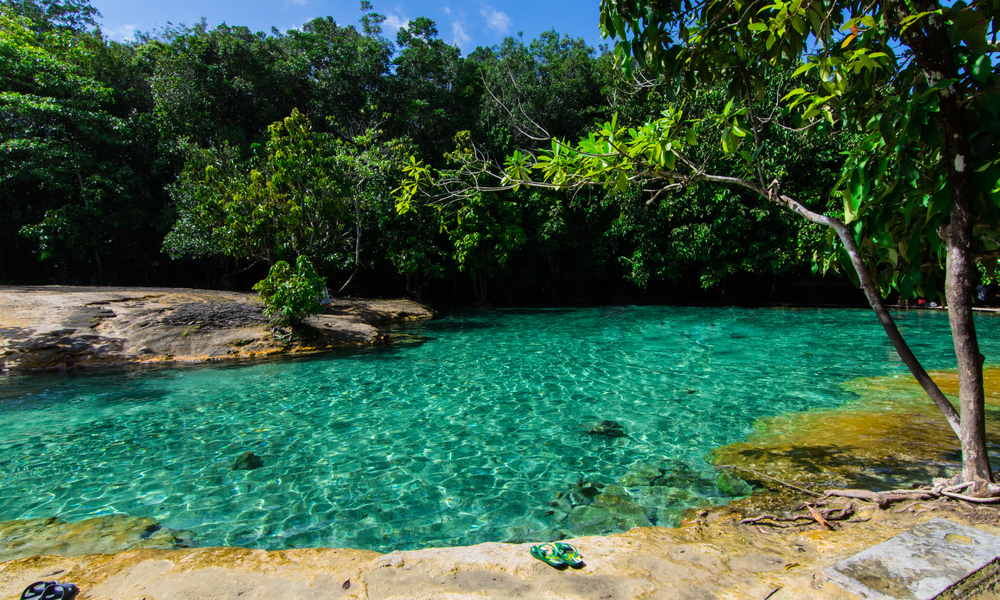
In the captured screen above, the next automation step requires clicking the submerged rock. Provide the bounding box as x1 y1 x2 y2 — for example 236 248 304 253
715 471 753 497
620 459 719 494
232 451 264 470
568 494 651 535
620 462 669 487
711 368 1000 502
584 420 627 438
0 514 194 562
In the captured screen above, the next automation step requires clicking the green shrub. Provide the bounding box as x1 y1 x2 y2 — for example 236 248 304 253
252 256 327 325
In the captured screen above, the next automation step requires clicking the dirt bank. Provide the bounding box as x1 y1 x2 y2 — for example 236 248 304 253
0 286 433 373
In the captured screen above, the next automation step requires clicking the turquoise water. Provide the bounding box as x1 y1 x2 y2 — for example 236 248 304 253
0 307 996 552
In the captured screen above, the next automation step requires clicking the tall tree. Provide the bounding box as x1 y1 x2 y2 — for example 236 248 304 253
0 7 160 282
276 15 391 137
164 109 413 292
1 0 97 32
144 22 295 148
388 17 475 157
399 1 1000 492
598 0 999 492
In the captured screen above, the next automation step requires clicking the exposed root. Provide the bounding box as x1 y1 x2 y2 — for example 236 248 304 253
940 491 1000 504
824 479 1000 508
739 502 856 530
822 488 936 508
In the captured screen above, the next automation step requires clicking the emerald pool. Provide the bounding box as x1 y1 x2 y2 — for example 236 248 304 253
0 306 996 552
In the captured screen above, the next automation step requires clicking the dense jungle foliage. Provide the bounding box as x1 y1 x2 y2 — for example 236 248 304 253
1 0 857 305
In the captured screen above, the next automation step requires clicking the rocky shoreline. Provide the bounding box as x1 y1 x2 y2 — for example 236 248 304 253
0 286 433 373
1 367 995 598
0 502 997 599
3 293 997 598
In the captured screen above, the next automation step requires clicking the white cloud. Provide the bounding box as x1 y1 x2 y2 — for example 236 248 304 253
384 13 410 33
480 5 511 34
105 23 138 42
451 19 471 48
442 6 452 15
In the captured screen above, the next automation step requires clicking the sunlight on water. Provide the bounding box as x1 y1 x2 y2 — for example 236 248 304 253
1 306 996 551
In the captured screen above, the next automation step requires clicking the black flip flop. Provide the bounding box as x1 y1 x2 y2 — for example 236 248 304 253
20 581 55 600
42 583 79 600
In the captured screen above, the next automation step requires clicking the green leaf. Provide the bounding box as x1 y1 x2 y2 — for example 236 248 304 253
844 193 861 223
721 129 732 153
791 61 817 77
971 55 992 83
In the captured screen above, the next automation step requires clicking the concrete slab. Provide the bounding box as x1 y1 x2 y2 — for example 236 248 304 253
826 518 1000 599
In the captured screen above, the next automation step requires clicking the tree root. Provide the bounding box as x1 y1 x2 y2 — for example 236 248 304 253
736 477 999 532
821 488 936 508
824 480 1000 508
739 502 856 530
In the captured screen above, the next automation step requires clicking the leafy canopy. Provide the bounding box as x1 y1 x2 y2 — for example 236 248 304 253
164 108 412 276
598 0 1000 297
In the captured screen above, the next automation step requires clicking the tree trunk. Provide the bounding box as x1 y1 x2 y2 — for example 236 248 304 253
903 0 995 487
943 167 993 484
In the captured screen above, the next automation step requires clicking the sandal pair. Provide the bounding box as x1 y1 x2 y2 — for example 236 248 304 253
20 581 79 600
530 542 584 569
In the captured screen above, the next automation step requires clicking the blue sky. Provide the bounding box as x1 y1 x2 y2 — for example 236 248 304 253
90 1 606 53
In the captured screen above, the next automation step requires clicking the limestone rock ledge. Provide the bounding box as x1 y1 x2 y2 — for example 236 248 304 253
1 506 996 599
0 516 194 563
0 286 433 373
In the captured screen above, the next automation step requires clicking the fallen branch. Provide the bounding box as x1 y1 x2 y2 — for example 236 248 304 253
805 503 835 530
740 514 814 527
822 504 856 521
740 503 855 530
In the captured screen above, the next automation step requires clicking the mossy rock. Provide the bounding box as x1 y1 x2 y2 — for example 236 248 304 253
584 420 627 438
567 500 651 535
620 462 669 487
232 451 263 470
627 485 701 508
620 458 717 493
715 471 754 497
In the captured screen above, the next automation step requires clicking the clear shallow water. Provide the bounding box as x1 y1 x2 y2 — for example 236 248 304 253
0 307 997 552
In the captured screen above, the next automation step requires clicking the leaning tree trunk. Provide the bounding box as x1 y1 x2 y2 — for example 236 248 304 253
701 174 965 429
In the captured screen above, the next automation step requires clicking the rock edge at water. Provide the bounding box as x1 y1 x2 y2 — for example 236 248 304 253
0 286 434 373
1 504 997 600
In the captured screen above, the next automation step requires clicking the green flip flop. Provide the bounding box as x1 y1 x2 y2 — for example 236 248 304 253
554 542 584 567
529 542 566 568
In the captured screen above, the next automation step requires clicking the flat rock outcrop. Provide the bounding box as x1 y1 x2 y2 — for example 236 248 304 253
0 286 433 373
0 504 996 599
